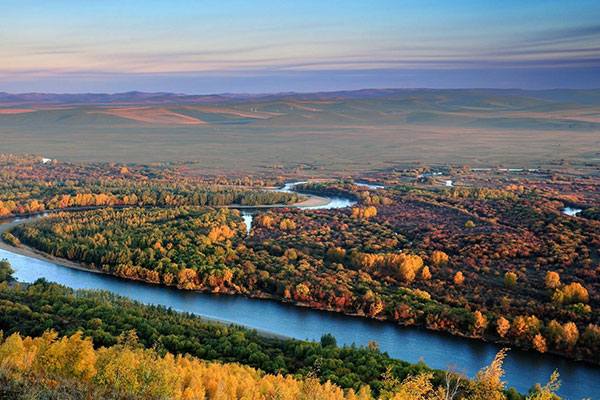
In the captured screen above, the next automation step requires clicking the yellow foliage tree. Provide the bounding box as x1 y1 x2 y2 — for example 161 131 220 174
351 206 377 219
504 272 517 288
470 348 508 400
472 310 488 336
545 271 560 289
496 317 510 338
177 268 199 290
532 334 547 353
526 370 561 400
257 214 274 228
561 322 579 346
280 218 297 230
381 370 445 400
431 251 449 267
0 331 360 400
552 282 588 305
454 271 464 285
420 265 432 280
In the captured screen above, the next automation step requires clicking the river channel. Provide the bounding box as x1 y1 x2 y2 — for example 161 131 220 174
0 182 597 398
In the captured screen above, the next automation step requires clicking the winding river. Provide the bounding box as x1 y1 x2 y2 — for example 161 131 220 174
241 181 356 234
0 183 598 399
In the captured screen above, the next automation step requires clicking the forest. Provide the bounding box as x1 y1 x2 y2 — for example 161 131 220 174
0 154 302 217
1 155 599 371
0 262 561 399
8 180 600 364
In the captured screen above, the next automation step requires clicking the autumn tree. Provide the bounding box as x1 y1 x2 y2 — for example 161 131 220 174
380 369 446 400
256 214 274 228
327 247 347 261
532 334 547 353
0 330 371 400
2 231 20 247
471 311 488 336
470 348 508 400
37 331 97 382
453 271 464 285
351 206 377 220
504 272 517 288
496 317 510 338
420 266 432 280
367 340 380 352
526 370 561 400
208 224 235 242
544 320 563 348
552 282 588 305
280 218 297 230
544 271 560 289
295 283 310 300
561 322 579 347
431 251 449 267
0 260 14 282
177 268 199 290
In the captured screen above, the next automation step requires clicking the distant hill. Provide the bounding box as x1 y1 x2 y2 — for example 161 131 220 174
1 88 599 106
1 88 599 169
1 88 598 129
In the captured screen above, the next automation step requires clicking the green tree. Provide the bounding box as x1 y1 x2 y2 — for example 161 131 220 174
320 333 337 348
0 260 14 282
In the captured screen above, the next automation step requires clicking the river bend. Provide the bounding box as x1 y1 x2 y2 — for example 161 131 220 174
0 182 598 399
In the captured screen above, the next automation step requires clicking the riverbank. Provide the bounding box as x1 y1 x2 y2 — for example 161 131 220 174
221 193 331 209
0 219 291 342
0 217 98 273
2 212 597 368
0 216 507 353
1 180 597 371
0 186 331 219
1 216 335 338
2 241 599 399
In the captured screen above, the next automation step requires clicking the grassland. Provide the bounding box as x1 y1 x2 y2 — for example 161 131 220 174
0 89 599 175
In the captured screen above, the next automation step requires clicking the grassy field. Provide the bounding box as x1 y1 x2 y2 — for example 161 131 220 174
1 89 599 175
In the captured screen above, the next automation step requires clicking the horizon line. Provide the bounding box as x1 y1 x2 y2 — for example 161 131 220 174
2 86 600 97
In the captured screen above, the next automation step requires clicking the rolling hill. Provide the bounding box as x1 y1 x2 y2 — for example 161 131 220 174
0 89 599 173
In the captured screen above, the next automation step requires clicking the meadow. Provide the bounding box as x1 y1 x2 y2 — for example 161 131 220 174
0 89 599 176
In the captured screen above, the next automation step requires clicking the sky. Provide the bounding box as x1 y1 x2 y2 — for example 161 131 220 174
1 0 599 93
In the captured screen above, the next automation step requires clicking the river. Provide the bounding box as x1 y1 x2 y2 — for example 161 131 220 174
240 181 356 234
563 207 583 217
0 183 598 399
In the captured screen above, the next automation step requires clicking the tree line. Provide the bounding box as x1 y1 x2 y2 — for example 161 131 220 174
0 264 565 399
